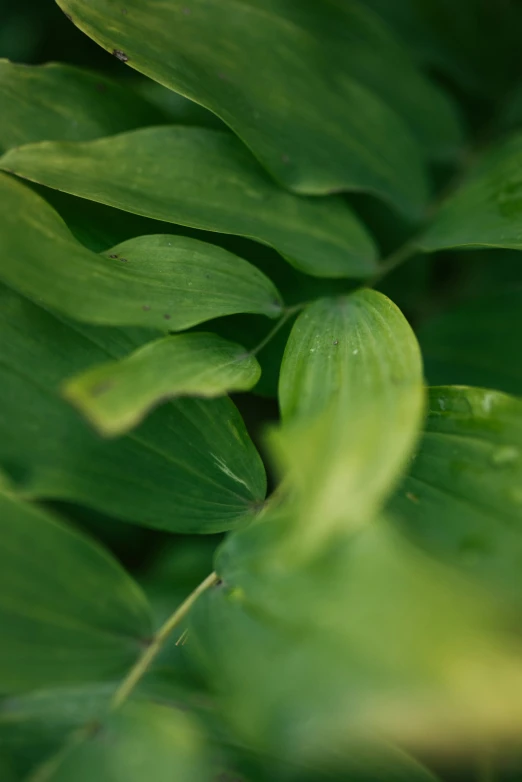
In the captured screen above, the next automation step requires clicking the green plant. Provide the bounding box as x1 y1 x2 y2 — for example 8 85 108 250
3 1 522 780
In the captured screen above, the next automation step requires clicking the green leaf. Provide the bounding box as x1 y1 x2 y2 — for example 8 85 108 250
421 133 522 253
389 386 522 607
0 127 378 279
56 0 432 216
273 291 424 550
32 701 211 782
0 60 166 154
64 332 261 437
192 512 522 763
418 287 522 396
0 492 151 692
0 684 113 778
135 78 225 131
0 174 283 331
0 284 266 533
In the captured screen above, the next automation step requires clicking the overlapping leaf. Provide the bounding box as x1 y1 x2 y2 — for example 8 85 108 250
0 492 152 692
64 332 261 437
0 174 283 331
418 288 522 395
274 291 425 550
0 60 165 154
389 386 522 607
192 512 522 765
33 701 211 782
421 133 522 253
0 128 378 279
0 284 266 532
0 685 113 778
56 0 438 215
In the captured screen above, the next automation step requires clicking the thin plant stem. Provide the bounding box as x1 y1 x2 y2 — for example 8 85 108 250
28 572 220 782
366 241 419 288
111 571 219 710
250 302 307 357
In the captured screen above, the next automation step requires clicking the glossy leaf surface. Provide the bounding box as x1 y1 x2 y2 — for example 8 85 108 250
421 133 522 252
0 60 165 154
0 285 266 532
64 332 261 437
56 0 433 215
0 128 379 279
0 493 151 692
193 514 522 761
390 386 522 606
275 291 424 548
0 174 282 330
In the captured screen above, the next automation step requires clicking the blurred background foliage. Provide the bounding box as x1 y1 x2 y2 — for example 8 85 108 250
4 3 522 780
4 0 522 592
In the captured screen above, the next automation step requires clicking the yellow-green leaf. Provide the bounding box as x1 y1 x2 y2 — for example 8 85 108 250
64 332 261 437
274 291 424 550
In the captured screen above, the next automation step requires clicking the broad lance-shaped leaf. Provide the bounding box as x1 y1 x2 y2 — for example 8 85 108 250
27 702 211 782
274 291 424 550
0 128 378 279
0 60 166 154
389 386 522 608
56 0 433 216
191 510 522 763
64 332 261 437
420 132 522 253
0 284 266 533
0 174 283 330
0 492 152 692
418 287 522 396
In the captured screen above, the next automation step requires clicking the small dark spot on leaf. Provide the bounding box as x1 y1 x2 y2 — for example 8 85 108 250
95 82 107 92
164 314 171 320
121 7 128 14
333 339 339 346
91 380 115 397
142 305 151 311
214 578 224 587
112 49 129 62
205 274 211 279
109 254 119 259
119 257 128 263
406 492 419 504
64 12 73 21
